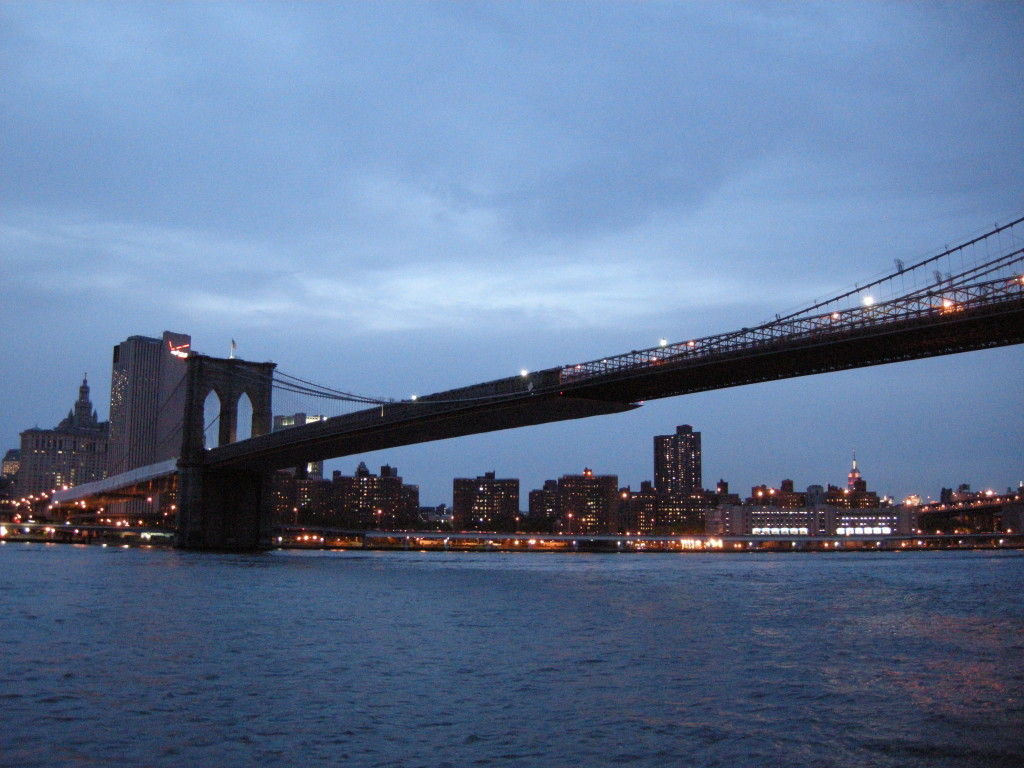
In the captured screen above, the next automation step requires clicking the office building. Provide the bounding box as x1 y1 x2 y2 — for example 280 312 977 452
825 458 880 509
107 331 191 475
17 376 109 497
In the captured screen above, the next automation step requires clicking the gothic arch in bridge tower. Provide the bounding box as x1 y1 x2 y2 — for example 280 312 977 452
183 356 275 451
203 389 221 448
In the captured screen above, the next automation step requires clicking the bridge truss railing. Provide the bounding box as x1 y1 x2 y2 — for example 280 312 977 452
560 255 1024 384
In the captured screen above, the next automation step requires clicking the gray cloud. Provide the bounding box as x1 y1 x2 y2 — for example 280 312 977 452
2 1 1021 503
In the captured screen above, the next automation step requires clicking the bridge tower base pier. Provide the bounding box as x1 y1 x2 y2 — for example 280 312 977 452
174 465 274 551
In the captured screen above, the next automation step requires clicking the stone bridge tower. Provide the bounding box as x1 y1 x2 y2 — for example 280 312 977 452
175 353 276 550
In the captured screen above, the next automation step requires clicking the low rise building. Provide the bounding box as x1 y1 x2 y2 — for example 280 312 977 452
706 504 916 537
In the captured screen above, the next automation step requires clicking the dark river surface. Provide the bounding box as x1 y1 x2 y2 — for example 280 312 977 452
1 543 1022 767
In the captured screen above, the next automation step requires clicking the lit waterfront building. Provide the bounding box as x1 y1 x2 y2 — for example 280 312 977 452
746 479 806 509
834 508 914 536
705 504 916 537
623 481 658 533
707 457 911 536
331 463 419 529
272 462 420 529
557 468 620 534
270 472 333 527
526 480 560 533
17 376 109 498
453 471 520 531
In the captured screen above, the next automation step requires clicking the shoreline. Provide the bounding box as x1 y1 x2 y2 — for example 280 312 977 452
2 524 1021 554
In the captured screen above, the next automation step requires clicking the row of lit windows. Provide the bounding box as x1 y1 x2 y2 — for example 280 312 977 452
837 526 892 535
752 527 809 535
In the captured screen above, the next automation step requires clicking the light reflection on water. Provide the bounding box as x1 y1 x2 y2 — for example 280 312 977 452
1 544 1022 768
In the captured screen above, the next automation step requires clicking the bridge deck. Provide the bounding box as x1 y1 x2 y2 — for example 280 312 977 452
204 286 1021 471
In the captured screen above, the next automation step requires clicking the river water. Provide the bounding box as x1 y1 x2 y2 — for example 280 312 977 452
1 543 1021 768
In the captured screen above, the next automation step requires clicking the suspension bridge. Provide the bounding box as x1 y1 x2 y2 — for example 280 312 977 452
52 215 1024 549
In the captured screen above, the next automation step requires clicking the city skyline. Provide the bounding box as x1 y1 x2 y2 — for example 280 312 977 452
2 3 1022 506
4 364 1017 512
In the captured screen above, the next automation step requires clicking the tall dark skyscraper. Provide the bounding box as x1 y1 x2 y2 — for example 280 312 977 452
107 331 191 475
654 424 702 495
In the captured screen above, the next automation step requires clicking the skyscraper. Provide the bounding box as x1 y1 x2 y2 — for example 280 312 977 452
848 452 864 491
107 332 191 475
651 424 710 533
654 424 702 495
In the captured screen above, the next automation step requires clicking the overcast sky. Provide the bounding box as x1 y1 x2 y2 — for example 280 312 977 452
2 1 1022 506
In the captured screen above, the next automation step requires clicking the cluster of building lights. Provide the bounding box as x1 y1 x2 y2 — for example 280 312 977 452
751 527 809 536
836 525 893 536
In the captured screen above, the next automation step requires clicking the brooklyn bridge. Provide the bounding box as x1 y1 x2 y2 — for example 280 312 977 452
51 216 1024 549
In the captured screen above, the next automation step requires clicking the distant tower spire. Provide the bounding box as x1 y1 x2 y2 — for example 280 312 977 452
73 374 96 427
848 451 862 491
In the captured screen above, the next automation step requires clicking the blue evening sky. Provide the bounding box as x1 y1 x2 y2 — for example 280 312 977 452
1 2 1021 505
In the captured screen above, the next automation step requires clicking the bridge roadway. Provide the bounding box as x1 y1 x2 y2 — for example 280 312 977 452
206 276 1024 472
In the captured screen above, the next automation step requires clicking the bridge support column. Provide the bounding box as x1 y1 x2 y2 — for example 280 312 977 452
175 464 273 551
173 353 276 552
